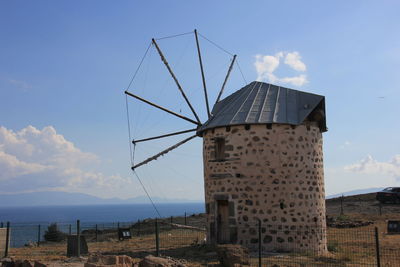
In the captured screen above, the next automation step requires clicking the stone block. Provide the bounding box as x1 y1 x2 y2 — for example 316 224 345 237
67 235 88 257
138 255 186 267
33 262 46 267
216 244 249 267
85 255 134 267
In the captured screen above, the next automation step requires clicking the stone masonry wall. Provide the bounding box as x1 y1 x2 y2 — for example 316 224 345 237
202 123 327 254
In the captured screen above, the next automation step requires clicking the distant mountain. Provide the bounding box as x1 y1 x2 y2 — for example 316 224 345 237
326 187 385 199
0 191 201 207
1 188 386 206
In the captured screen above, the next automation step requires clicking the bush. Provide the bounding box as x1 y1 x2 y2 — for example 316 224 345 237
327 240 339 252
44 223 66 242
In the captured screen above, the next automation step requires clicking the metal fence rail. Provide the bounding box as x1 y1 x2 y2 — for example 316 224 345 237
2 218 400 267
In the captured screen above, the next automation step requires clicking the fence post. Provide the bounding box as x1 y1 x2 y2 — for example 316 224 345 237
77 220 81 258
170 216 173 224
69 224 72 235
374 227 381 267
184 212 187 225
258 219 262 267
340 195 344 215
95 224 98 242
4 222 10 258
137 220 140 236
117 222 120 230
379 203 382 216
155 219 160 256
37 224 41 247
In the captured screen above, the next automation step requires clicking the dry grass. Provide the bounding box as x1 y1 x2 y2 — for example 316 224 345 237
7 195 400 266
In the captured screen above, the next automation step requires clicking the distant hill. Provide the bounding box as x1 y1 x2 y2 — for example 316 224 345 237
326 187 384 199
0 191 201 207
0 187 387 207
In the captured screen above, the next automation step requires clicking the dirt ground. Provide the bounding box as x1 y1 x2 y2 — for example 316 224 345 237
4 193 400 266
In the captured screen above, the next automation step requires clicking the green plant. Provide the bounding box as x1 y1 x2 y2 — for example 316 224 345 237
327 240 339 252
44 223 66 242
336 214 350 221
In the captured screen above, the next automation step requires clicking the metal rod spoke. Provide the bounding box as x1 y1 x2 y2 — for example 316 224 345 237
131 135 197 170
215 55 237 106
152 38 201 123
194 29 211 118
133 128 197 144
124 91 200 126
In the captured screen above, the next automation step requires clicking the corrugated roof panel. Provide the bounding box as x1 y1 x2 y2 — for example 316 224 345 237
259 84 278 122
231 83 260 123
273 86 287 123
246 82 266 123
286 89 299 124
198 81 327 134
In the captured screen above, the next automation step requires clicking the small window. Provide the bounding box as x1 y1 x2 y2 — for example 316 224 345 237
215 137 225 160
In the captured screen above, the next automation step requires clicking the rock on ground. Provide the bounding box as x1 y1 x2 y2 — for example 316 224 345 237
84 255 135 267
1 259 47 267
216 244 250 267
138 255 187 267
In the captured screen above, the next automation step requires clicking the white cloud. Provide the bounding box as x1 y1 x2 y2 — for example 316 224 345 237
0 125 132 194
254 53 283 79
8 79 32 90
345 154 400 179
278 75 308 87
0 150 48 180
284 52 307 71
254 51 308 87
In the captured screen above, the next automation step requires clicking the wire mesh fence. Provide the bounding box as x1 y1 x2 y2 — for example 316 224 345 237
1 217 400 266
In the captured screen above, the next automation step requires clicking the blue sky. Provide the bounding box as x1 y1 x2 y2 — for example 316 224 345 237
1 0 399 200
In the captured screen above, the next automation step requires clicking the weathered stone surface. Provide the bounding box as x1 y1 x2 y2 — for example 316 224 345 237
67 235 88 257
1 258 14 267
138 255 186 267
15 260 32 267
85 255 134 267
203 124 327 254
1 260 45 267
216 244 249 267
33 262 46 267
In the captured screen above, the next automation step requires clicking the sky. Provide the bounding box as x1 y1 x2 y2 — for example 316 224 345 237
1 0 399 201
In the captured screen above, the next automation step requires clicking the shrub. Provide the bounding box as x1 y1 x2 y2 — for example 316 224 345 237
44 223 66 242
327 240 339 252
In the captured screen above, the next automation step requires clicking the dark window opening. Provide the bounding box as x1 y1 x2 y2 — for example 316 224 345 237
266 124 272 129
245 125 251 130
215 137 226 160
226 126 231 132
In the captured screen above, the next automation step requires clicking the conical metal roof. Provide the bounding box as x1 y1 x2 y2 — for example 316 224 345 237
198 81 327 134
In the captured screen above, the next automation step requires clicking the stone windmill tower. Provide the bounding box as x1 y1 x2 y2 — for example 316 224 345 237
124 31 328 254
197 81 327 253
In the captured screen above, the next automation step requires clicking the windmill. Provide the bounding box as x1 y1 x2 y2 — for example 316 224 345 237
125 29 237 171
124 30 328 254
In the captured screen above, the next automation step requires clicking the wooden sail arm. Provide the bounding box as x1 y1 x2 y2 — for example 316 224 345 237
131 134 197 170
133 128 197 144
194 29 210 119
125 91 201 126
152 38 201 124
215 55 237 105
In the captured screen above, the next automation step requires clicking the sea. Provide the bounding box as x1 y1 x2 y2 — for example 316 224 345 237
0 203 205 248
